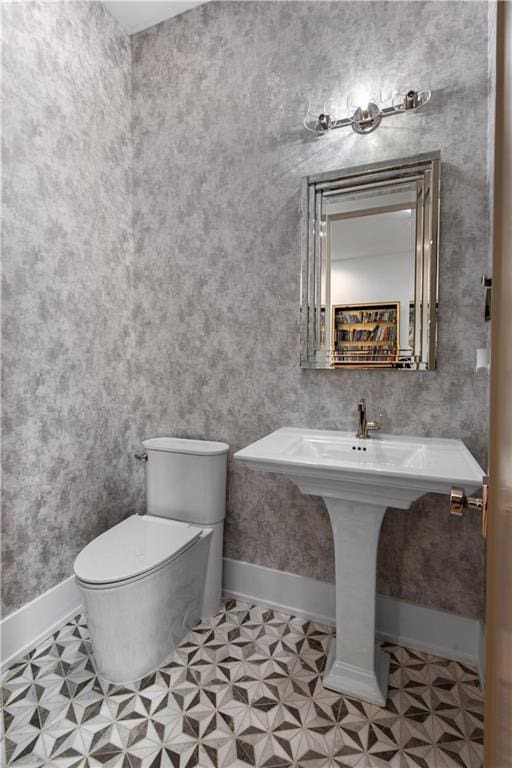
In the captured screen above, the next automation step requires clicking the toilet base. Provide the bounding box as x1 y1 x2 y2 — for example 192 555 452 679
78 532 211 685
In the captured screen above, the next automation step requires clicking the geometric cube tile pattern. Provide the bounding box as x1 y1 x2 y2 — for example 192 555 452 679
1 600 484 767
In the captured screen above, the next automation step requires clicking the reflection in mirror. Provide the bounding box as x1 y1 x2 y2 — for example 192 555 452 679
328 184 416 364
301 153 440 370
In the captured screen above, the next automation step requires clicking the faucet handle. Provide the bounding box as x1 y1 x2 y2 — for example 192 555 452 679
366 413 383 434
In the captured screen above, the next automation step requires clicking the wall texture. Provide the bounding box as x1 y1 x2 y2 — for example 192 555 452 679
1 1 137 615
131 1 490 619
1 0 491 622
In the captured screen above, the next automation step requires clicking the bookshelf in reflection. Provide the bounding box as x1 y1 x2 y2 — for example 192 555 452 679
332 301 399 367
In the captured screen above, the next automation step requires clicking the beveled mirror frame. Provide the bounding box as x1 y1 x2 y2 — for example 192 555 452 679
300 151 441 370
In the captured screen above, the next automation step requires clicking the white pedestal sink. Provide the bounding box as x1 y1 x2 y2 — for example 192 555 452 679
234 427 484 706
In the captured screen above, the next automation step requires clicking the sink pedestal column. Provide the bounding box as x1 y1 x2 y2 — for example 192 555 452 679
323 498 389 706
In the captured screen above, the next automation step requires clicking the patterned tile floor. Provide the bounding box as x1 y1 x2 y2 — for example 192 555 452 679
1 600 483 768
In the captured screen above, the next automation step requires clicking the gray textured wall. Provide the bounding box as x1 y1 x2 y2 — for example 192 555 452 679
1 1 138 615
1 0 491 622
131 1 490 619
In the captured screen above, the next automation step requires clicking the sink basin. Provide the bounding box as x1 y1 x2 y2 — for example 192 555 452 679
235 427 483 494
235 427 483 508
235 427 484 706
289 435 422 467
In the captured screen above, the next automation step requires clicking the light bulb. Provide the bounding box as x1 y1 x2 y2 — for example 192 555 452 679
323 97 338 117
347 89 379 113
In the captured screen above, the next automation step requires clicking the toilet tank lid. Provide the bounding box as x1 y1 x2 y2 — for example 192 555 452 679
143 437 229 456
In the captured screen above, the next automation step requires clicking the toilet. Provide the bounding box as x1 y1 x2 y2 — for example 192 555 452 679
73 437 229 684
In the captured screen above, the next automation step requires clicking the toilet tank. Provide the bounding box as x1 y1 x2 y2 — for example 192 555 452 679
142 437 229 525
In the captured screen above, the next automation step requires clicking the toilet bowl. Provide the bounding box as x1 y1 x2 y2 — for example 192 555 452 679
74 437 229 684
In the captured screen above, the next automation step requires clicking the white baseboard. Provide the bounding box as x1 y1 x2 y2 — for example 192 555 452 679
223 558 484 673
0 560 484 687
224 557 337 628
0 575 82 675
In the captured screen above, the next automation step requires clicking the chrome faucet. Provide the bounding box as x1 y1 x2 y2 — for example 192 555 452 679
356 398 382 439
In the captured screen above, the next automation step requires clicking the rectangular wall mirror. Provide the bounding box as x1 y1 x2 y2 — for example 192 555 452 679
300 152 440 369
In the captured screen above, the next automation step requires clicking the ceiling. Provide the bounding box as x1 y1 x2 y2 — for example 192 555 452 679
103 1 207 34
330 210 415 262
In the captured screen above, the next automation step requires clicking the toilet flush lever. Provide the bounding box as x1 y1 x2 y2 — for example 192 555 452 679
449 477 488 538
134 452 148 462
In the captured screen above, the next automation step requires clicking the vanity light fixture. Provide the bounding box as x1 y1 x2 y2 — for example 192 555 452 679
304 88 431 136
